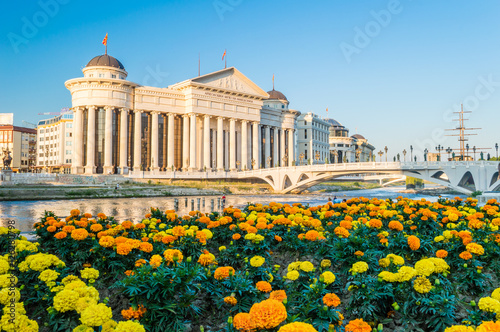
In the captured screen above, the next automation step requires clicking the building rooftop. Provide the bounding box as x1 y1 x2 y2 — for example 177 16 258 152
86 54 125 70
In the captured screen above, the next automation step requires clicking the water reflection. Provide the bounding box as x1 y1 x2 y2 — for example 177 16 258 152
0 186 465 232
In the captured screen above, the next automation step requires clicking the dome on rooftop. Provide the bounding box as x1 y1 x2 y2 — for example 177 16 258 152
351 134 365 140
325 118 343 127
266 89 288 101
86 54 125 70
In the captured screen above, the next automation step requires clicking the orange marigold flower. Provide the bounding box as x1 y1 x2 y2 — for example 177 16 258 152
345 318 371 332
256 281 272 293
214 266 235 280
249 299 287 329
354 251 364 256
340 220 353 229
139 242 153 253
115 236 128 244
163 249 183 264
150 254 162 268
97 213 107 220
54 231 67 239
232 233 242 240
121 220 133 229
198 251 216 266
466 243 484 256
135 223 146 229
305 230 320 241
71 228 89 241
90 224 103 232
334 226 350 238
476 321 500 332
135 259 146 267
116 243 132 256
408 235 420 251
161 235 176 244
124 270 134 276
410 225 417 230
172 226 186 237
70 209 80 217
323 293 341 307
459 251 473 260
233 312 256 332
62 225 75 233
368 219 383 228
274 235 282 242
388 220 403 231
269 290 287 302
224 296 238 305
99 236 115 248
436 250 448 258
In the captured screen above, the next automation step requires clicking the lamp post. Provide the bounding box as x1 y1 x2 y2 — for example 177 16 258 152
424 148 428 161
466 143 470 161
496 143 498 159
315 151 320 164
402 149 407 162
446 147 452 161
473 146 476 161
282 154 288 167
299 153 305 166
435 144 442 161
267 156 272 168
384 146 388 162
410 145 413 162
251 158 256 170
378 150 384 162
236 160 240 171
355 149 361 162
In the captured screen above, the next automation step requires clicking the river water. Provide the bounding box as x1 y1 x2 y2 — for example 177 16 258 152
0 186 465 232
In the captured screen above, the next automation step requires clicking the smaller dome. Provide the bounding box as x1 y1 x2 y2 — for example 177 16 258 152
266 89 288 101
351 134 365 140
325 118 343 127
86 54 125 70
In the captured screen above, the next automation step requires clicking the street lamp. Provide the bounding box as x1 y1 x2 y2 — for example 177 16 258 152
282 154 288 167
496 143 498 159
466 144 470 160
378 150 384 162
402 149 407 162
299 153 305 165
236 160 240 171
384 146 388 162
435 144 442 161
267 156 272 168
315 151 320 164
446 147 452 161
251 158 256 170
472 146 476 161
424 148 428 161
410 145 413 161
355 149 361 162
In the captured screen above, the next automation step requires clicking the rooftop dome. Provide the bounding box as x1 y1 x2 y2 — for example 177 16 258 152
325 118 343 127
266 89 288 101
86 54 125 70
351 134 365 140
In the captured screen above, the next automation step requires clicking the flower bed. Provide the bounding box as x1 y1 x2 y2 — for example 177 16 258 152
1 196 500 331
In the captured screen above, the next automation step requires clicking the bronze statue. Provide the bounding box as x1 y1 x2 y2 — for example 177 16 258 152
2 149 12 169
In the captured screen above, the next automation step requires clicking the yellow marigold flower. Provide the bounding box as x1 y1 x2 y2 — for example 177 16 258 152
413 276 432 294
71 228 89 241
300 261 314 272
53 289 80 312
286 270 300 281
323 293 341 307
0 314 39 332
250 256 265 268
38 269 59 284
233 312 256 332
466 243 485 255
256 281 272 293
345 318 372 332
75 297 97 314
379 258 390 268
150 255 162 269
492 288 500 301
80 303 112 326
408 235 420 251
396 266 417 282
249 299 287 329
114 320 146 332
428 258 450 274
386 254 404 266
415 259 435 276
80 268 99 280
278 322 318 332
350 261 369 274
320 259 331 268
379 271 398 282
434 235 445 242
73 324 94 332
224 296 238 305
198 251 216 266
163 249 183 264
320 271 336 285
270 290 287 302
444 326 475 332
478 297 500 315
62 275 80 285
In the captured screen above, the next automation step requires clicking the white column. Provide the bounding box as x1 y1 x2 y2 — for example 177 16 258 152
204 115 211 171
133 110 142 171
189 113 197 171
229 119 236 171
252 122 259 170
103 106 113 174
182 115 189 171
241 120 248 170
151 111 159 171
264 125 270 168
119 108 128 173
72 107 84 174
85 106 96 174
280 129 286 167
288 130 294 167
167 113 175 170
217 117 224 171
273 127 279 168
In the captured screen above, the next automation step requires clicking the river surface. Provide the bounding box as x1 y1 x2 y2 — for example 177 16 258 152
0 186 465 232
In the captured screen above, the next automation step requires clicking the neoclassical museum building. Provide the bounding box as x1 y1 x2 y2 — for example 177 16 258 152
66 54 299 174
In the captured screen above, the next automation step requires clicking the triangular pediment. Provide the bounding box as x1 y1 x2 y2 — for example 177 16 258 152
189 67 269 98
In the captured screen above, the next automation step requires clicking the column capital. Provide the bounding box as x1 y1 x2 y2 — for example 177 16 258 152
253 121 260 126
150 110 160 115
241 119 248 124
120 108 129 112
88 105 97 111
134 109 143 114
229 118 236 123
104 105 114 111
204 114 212 119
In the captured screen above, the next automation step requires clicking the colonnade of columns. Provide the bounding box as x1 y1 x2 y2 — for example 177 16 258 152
71 106 296 174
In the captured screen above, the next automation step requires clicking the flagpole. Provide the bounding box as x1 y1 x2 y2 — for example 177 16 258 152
225 56 227 69
198 53 200 76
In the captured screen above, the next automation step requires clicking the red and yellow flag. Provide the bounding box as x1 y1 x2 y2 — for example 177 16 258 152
222 49 226 60
102 33 108 46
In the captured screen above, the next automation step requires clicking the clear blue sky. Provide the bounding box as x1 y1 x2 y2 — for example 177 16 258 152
1 0 499 159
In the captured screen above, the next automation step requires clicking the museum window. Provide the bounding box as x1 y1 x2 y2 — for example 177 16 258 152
111 74 116 78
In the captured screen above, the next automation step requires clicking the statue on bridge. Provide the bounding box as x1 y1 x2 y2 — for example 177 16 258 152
2 149 12 170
